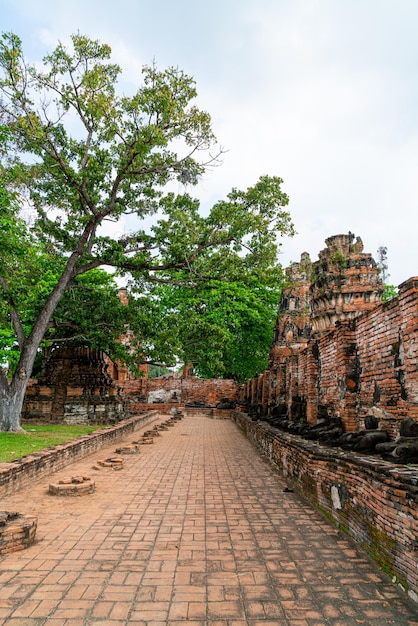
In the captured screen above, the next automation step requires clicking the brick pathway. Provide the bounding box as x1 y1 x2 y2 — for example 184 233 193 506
0 414 417 626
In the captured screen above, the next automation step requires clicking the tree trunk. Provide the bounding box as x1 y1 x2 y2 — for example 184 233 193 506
0 308 54 431
0 375 28 432
0 220 99 431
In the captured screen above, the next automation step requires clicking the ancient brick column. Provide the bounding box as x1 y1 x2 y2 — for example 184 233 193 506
262 234 386 429
267 252 312 420
310 233 384 334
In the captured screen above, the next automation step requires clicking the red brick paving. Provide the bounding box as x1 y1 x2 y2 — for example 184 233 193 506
0 414 417 625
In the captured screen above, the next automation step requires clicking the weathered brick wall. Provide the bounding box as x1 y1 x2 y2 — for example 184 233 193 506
22 347 125 425
0 412 158 497
303 346 319 424
357 299 401 422
233 411 418 602
356 278 418 436
313 320 359 431
245 277 418 438
124 376 240 408
23 383 125 425
23 371 240 424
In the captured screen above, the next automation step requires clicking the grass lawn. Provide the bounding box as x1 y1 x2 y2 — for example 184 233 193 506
0 424 104 463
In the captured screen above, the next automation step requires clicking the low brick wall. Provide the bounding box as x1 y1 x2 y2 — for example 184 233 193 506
184 407 234 420
128 403 181 415
0 412 159 497
232 411 418 603
124 377 240 407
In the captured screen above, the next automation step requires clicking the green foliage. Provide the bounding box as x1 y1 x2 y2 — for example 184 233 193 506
382 284 398 302
140 265 284 382
48 271 123 346
148 364 172 378
0 180 130 371
329 249 347 269
0 177 62 371
0 32 294 429
184 279 281 382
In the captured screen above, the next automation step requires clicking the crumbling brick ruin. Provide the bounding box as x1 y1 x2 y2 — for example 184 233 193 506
23 347 125 424
236 233 418 600
22 348 240 423
15 232 418 598
243 233 418 462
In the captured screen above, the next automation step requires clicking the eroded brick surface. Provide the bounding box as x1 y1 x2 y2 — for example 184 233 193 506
240 233 418 603
244 234 418 438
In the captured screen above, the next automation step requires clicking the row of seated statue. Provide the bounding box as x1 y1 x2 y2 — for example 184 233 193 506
256 409 418 464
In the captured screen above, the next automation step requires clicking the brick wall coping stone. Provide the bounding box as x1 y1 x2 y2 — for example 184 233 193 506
0 411 159 497
233 410 418 602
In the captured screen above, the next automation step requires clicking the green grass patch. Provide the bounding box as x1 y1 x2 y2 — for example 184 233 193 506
0 424 104 463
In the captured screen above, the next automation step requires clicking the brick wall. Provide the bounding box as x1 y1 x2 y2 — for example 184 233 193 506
356 278 418 435
246 277 418 437
22 347 125 425
124 376 240 409
243 234 418 439
23 383 125 425
22 376 240 424
233 411 418 602
0 412 158 497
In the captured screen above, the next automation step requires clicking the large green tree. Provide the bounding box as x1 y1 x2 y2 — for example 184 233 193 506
0 33 293 431
137 248 285 382
0 187 135 374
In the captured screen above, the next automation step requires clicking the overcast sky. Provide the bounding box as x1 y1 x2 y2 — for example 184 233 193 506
1 0 417 287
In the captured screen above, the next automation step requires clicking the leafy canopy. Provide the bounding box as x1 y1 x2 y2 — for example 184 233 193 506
146 276 283 382
0 31 294 430
0 190 130 373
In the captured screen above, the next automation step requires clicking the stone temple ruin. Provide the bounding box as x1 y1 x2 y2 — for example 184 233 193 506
9 233 418 598
22 232 418 462
235 233 417 600
243 233 418 463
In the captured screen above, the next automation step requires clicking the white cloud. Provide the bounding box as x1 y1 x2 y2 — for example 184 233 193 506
1 0 417 285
